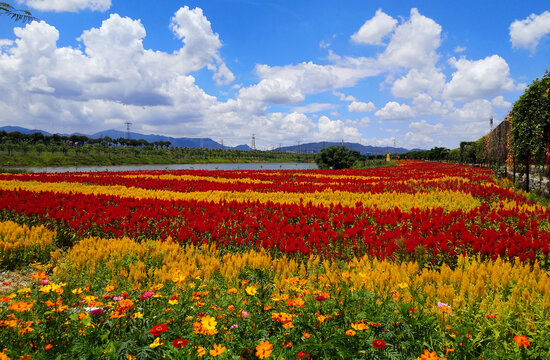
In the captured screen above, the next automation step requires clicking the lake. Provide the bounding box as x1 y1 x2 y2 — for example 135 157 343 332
23 162 318 173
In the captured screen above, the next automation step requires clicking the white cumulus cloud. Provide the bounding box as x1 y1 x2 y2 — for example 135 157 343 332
351 9 397 45
442 55 515 101
19 0 111 12
491 96 512 109
378 8 442 69
375 101 415 120
510 11 550 52
238 59 381 105
391 67 446 98
347 101 375 113
450 99 494 122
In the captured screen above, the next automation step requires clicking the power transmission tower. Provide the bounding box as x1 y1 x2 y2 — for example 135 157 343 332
124 121 132 140
251 134 256 150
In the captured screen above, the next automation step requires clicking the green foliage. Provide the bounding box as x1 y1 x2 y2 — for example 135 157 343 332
404 147 450 161
314 145 365 169
0 2 36 22
511 70 550 161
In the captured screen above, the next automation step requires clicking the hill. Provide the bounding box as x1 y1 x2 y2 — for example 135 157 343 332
275 141 424 155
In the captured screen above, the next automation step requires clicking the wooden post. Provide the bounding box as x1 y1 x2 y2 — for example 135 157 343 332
525 155 530 192
513 157 516 183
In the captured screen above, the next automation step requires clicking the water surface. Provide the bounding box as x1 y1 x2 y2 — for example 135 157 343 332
23 162 318 173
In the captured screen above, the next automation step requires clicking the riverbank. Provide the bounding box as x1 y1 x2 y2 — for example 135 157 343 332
0 146 315 168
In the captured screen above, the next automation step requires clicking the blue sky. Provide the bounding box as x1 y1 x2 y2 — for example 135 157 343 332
1 1 549 150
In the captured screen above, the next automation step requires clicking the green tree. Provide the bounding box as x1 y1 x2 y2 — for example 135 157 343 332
0 2 36 22
314 145 364 169
511 70 550 191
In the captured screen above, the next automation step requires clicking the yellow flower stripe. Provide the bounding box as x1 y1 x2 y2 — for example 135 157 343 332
59 237 550 314
119 174 272 185
0 220 56 254
0 179 483 211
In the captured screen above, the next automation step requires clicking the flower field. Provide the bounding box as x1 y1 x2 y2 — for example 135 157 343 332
0 161 549 359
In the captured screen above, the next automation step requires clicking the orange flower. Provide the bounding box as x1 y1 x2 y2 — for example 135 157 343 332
227 288 237 294
303 332 311 339
196 346 206 357
351 321 369 331
345 330 356 336
8 301 34 312
414 349 446 360
29 271 48 279
513 335 530 347
255 340 273 359
209 343 226 357
44 344 53 350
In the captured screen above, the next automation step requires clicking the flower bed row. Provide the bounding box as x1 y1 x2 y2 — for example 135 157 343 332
1 238 548 359
0 186 548 264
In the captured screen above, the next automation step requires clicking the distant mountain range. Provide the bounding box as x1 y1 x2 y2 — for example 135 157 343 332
274 142 424 155
0 126 424 154
0 126 251 150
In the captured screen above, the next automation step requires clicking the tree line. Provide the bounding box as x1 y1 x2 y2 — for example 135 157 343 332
404 71 550 193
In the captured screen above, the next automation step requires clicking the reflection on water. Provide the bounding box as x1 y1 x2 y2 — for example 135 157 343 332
23 162 318 173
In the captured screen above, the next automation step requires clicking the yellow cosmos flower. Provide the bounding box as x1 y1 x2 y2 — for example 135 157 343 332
39 285 52 294
149 337 164 348
133 312 143 319
245 286 258 296
201 315 217 331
